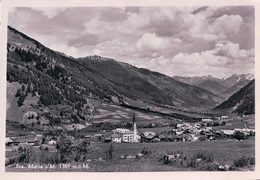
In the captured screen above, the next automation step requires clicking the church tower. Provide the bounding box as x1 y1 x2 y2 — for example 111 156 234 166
132 112 139 142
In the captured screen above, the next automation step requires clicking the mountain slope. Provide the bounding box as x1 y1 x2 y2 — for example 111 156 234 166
7 26 222 110
215 80 255 115
197 80 228 95
77 57 223 108
173 75 218 86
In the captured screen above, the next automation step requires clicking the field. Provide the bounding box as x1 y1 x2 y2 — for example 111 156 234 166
214 115 255 130
89 138 255 163
6 138 254 172
91 102 176 126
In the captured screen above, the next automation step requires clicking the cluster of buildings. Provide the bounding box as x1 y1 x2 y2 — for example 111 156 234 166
107 115 229 144
106 114 255 144
148 118 255 143
139 121 255 143
5 134 59 147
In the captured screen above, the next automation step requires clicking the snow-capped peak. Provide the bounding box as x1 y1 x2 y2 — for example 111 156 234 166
245 73 254 80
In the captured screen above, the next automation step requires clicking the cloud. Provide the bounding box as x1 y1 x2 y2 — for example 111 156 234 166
136 33 171 51
213 41 254 64
172 41 254 65
99 7 128 22
30 7 67 19
211 14 243 38
8 6 254 78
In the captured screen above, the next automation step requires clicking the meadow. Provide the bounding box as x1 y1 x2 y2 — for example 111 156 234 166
6 138 255 172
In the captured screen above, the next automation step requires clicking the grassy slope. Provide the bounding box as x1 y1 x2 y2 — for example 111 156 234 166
6 81 39 123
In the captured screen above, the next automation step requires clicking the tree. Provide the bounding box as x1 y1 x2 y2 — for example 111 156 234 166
32 89 37 96
17 144 32 163
54 117 61 124
56 135 73 162
15 89 22 97
35 60 48 71
21 84 26 92
233 131 248 141
27 83 33 94
56 135 90 162
17 94 26 106
107 144 114 159
74 139 90 161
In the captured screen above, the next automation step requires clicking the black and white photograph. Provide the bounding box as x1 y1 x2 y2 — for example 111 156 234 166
1 0 258 177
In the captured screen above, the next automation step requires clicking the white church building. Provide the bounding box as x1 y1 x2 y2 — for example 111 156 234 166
112 112 140 143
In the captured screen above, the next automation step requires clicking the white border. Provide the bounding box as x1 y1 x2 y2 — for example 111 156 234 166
0 0 259 179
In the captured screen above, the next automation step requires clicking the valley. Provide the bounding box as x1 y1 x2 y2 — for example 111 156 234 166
5 26 255 172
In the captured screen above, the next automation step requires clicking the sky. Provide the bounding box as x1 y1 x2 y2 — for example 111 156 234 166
8 6 254 78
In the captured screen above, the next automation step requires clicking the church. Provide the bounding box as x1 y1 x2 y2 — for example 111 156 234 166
112 112 140 143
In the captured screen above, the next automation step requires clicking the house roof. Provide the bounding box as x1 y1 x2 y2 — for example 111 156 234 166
11 135 38 143
6 137 13 143
142 131 156 138
222 130 234 135
113 128 132 133
202 119 213 122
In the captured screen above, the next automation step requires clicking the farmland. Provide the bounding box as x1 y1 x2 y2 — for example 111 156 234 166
92 102 176 125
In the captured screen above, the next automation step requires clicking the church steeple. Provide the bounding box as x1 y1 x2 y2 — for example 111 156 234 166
132 112 139 142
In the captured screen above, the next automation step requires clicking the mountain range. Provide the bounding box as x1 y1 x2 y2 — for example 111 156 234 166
173 74 254 99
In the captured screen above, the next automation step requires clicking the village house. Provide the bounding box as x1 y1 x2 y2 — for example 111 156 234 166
8 135 41 146
221 115 229 119
221 129 234 138
176 123 192 130
202 118 213 126
141 131 156 142
234 128 255 136
5 137 13 145
159 133 182 142
48 139 57 146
